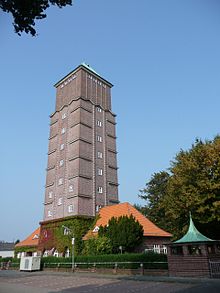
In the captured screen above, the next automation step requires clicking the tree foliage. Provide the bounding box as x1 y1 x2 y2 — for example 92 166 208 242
138 171 171 232
139 136 220 239
0 0 72 36
98 215 144 253
82 236 113 256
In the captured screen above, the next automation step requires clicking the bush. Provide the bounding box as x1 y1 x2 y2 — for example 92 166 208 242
41 252 167 269
82 236 112 255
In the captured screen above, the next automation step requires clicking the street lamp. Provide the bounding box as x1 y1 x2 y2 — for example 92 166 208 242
62 225 75 272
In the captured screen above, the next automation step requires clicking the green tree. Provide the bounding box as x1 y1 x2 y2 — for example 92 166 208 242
139 136 220 239
82 236 112 256
0 0 72 36
165 137 220 238
98 215 144 253
138 171 171 232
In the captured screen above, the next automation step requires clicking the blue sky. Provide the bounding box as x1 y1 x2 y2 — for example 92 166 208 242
1 0 220 241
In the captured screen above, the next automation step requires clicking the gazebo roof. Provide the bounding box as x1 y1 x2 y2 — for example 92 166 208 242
174 214 214 244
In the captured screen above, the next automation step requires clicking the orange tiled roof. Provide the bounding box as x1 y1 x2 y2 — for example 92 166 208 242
15 227 40 248
84 202 172 239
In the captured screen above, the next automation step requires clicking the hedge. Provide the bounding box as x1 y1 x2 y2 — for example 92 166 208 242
0 252 168 270
41 252 168 269
42 252 166 263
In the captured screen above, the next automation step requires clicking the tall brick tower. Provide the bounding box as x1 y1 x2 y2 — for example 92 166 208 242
43 63 119 221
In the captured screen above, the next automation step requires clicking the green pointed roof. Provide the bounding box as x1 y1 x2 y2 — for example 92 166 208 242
174 214 214 244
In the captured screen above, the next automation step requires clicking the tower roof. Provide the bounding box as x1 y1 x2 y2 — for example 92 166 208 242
54 63 113 88
174 215 214 244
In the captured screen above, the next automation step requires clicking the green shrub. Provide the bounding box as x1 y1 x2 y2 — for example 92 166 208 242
41 252 167 269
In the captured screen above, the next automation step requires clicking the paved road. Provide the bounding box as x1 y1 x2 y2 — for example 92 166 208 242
0 270 220 293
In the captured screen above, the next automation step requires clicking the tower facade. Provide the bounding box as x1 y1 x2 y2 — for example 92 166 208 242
43 63 119 221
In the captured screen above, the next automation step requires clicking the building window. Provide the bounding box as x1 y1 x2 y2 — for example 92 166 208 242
64 228 70 235
48 210 52 217
97 135 102 142
97 107 102 112
48 191 53 199
98 168 103 176
97 151 103 159
207 245 215 254
97 120 102 127
59 159 64 167
61 128 66 134
58 197 62 205
60 144 65 150
68 205 73 213
53 249 59 257
62 113 67 119
171 246 183 255
69 185 74 192
188 245 202 255
153 245 160 254
58 178 63 185
97 187 103 194
64 248 70 257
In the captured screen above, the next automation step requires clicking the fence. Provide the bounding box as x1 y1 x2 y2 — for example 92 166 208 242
43 261 167 269
209 261 220 278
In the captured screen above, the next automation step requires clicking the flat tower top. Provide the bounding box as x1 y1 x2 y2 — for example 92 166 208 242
54 63 113 88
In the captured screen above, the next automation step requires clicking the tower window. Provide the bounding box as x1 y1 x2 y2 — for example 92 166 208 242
97 151 103 159
58 178 63 185
97 187 103 194
48 210 52 217
68 205 73 213
97 135 102 142
97 107 102 113
59 160 64 167
48 191 53 199
58 197 63 205
60 144 65 150
97 120 102 127
98 168 103 176
61 128 66 134
69 185 74 192
62 113 67 119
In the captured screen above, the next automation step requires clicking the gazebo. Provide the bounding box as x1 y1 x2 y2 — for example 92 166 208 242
167 215 220 278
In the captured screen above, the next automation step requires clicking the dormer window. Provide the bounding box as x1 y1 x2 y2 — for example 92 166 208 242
93 226 100 232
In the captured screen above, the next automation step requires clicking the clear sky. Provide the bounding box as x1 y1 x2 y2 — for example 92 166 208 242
1 0 220 242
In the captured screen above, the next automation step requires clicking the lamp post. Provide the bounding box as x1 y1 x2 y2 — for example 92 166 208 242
62 225 75 272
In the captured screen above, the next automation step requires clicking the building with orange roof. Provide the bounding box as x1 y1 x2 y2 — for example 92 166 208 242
15 227 40 258
84 202 172 253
